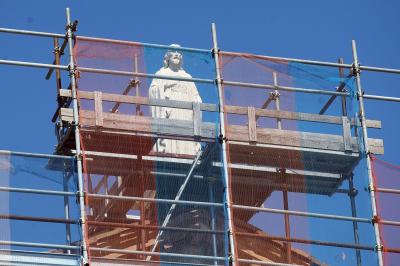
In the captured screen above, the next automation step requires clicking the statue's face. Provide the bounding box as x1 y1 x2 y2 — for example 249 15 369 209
168 51 182 69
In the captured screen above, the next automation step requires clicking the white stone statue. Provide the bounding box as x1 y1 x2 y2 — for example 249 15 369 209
149 44 202 155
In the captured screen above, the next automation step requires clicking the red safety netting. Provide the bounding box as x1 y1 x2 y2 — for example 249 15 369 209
73 38 228 265
371 155 400 265
219 51 378 265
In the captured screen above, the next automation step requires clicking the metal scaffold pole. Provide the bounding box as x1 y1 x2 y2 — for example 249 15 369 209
65 7 89 265
211 23 237 266
351 40 384 266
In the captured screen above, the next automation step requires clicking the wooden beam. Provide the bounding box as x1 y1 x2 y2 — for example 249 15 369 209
60 107 74 122
247 107 257 142
342 116 352 152
94 91 103 127
192 102 201 138
60 106 384 155
227 125 384 154
78 110 217 140
225 105 381 129
59 90 381 128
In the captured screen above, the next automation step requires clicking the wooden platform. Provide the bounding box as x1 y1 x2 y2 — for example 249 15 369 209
55 90 384 198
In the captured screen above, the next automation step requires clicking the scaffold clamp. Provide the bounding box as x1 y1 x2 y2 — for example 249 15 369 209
371 215 381 224
348 188 358 197
66 20 79 32
270 90 280 100
374 243 384 252
218 133 227 143
351 62 361 75
368 183 376 192
211 47 220 57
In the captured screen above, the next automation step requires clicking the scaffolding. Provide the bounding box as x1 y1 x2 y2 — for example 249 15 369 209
0 7 400 266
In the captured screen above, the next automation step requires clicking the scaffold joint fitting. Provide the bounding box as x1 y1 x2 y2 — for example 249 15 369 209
214 78 223 86
53 45 62 55
351 63 361 75
371 215 380 224
368 184 375 192
348 188 358 197
276 168 286 174
70 120 80 128
129 78 140 87
374 243 383 252
65 20 79 32
270 90 280 100
75 152 83 162
211 48 220 57
67 64 78 77
218 134 227 143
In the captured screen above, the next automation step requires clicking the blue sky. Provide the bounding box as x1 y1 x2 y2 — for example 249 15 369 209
0 0 399 158
0 0 400 158
0 1 399 265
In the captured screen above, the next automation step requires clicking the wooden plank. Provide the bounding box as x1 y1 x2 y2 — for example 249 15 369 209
225 105 381 129
227 125 384 154
65 106 384 156
247 107 257 142
192 102 201 137
368 138 384 155
66 90 380 128
59 88 71 98
228 141 360 174
79 110 217 140
342 116 352 152
94 91 103 127
60 107 74 122
76 90 218 112
364 119 381 129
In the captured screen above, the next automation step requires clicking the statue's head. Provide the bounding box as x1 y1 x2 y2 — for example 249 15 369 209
163 44 183 71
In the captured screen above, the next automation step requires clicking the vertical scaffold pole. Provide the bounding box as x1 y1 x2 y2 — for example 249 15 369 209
208 181 218 266
66 7 89 265
211 23 237 266
348 174 362 266
63 170 72 254
272 72 292 263
351 40 384 266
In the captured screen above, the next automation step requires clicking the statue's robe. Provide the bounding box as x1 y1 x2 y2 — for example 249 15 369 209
149 67 202 155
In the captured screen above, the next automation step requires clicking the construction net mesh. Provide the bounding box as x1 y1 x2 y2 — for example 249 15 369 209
0 152 81 260
219 51 379 265
72 36 387 266
371 155 400 266
74 38 228 265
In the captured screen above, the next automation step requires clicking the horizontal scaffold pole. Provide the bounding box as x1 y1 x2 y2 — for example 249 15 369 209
0 186 75 197
1 58 400 103
364 94 400 102
77 35 210 53
89 247 226 261
0 241 79 250
0 27 65 38
223 80 349 96
87 220 224 234
0 150 73 159
235 232 375 251
88 193 223 207
1 26 400 74
237 258 302 266
233 204 371 223
0 214 78 224
78 66 215 84
375 187 400 194
0 59 68 70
